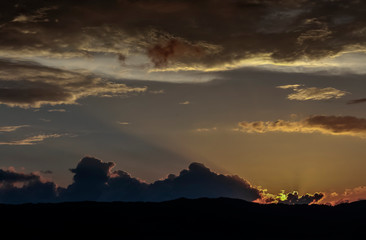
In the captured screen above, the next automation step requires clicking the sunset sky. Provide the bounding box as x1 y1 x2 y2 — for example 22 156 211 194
1 0 366 204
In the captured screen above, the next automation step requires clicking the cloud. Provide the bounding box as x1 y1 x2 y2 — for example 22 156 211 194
149 89 165 94
0 134 62 145
347 98 366 105
2 0 366 70
62 157 115 201
278 191 324 205
0 59 147 108
61 157 261 202
1 156 365 205
147 162 261 202
0 125 28 133
0 180 59 204
277 84 348 101
48 109 66 112
117 121 130 125
0 168 59 203
319 186 366 205
179 101 190 105
147 37 219 68
277 84 303 89
0 169 40 183
256 190 324 205
238 115 366 138
195 127 217 132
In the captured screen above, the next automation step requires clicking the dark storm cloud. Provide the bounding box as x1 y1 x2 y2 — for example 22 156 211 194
0 59 146 108
347 98 366 104
1 0 366 68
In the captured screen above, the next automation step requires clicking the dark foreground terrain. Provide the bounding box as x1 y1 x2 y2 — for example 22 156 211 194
1 198 365 238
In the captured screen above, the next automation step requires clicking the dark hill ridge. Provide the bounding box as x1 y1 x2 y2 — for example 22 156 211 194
1 198 365 238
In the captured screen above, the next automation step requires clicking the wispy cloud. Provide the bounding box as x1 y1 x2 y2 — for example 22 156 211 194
238 115 366 138
195 127 217 132
0 134 62 146
277 84 348 101
149 89 165 94
277 84 303 89
347 98 366 105
179 101 190 105
48 109 66 112
0 125 29 133
117 121 130 125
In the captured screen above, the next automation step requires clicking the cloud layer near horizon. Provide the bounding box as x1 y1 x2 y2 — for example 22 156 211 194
0 157 261 203
238 115 366 138
3 156 364 205
0 156 326 204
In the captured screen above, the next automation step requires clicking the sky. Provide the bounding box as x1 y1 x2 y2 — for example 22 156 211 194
1 0 366 205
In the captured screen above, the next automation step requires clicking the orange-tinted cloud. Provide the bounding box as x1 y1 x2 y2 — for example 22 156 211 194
319 186 366 205
277 84 348 101
0 125 28 132
238 115 366 138
0 134 62 145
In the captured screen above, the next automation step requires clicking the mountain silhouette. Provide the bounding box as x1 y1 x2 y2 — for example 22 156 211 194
1 198 365 238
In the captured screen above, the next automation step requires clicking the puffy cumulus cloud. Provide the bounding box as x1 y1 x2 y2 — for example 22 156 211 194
61 157 261 202
238 115 366 138
278 191 324 205
0 134 62 145
277 84 348 101
147 162 261 202
256 190 324 205
62 157 115 201
0 59 146 108
0 180 59 204
0 156 262 203
2 1 366 70
0 168 59 203
0 169 40 183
